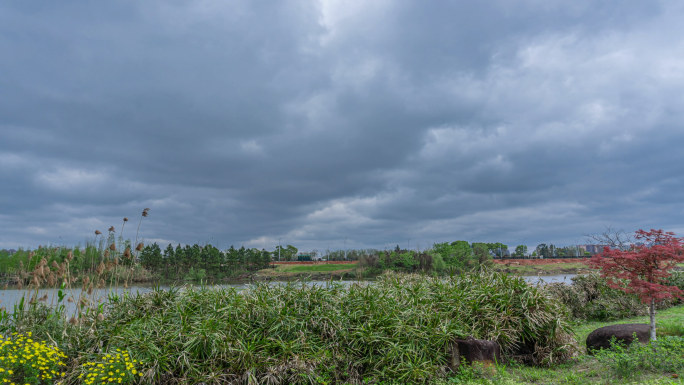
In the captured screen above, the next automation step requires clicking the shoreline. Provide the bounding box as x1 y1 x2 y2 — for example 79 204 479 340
0 260 593 288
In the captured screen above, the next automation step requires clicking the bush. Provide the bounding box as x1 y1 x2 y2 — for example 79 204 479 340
183 267 206 281
544 273 647 321
666 271 684 297
88 271 574 384
545 273 684 322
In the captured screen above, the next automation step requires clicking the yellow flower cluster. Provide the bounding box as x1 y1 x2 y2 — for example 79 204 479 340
78 349 142 385
0 332 66 385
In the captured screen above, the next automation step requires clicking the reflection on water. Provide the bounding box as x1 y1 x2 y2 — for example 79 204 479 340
0 275 575 315
523 274 576 285
0 281 357 315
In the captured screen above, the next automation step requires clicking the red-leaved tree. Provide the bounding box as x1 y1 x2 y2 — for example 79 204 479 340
588 229 684 341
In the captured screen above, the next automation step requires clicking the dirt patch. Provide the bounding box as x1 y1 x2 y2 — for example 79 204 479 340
494 258 591 266
272 261 356 265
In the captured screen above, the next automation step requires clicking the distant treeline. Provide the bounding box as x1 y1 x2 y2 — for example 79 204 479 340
0 239 593 283
354 242 507 275
139 243 273 280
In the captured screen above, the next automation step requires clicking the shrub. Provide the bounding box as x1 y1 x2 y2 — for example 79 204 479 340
544 273 647 321
91 271 573 384
667 271 684 297
544 273 683 322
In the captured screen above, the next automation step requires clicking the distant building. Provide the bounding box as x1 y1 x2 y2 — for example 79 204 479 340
297 252 322 261
578 244 607 255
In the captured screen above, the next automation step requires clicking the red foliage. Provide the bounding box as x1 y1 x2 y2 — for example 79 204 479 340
588 229 684 304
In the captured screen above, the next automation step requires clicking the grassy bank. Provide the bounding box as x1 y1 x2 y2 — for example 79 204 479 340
273 262 358 273
254 262 360 281
260 259 597 281
492 261 592 276
256 259 595 282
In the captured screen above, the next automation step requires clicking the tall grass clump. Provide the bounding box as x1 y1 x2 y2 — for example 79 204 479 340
85 271 573 384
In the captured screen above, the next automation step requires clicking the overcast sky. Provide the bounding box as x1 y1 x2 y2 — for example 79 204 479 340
2 1 684 252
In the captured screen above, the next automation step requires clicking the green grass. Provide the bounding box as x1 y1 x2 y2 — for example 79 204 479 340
486 305 684 385
275 263 358 273
492 262 590 276
571 303 684 347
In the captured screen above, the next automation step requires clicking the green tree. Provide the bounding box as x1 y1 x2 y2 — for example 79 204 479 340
535 243 549 258
431 241 477 272
226 246 239 273
259 249 272 269
275 245 298 261
487 242 508 257
472 243 492 267
140 243 162 271
514 245 527 257
431 253 446 272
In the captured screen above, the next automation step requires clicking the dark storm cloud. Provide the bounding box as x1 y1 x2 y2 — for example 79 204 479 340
2 0 684 251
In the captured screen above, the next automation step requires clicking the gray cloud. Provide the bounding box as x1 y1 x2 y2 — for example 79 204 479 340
2 0 684 251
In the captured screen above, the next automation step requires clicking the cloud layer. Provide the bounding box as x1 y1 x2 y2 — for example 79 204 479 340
2 1 684 251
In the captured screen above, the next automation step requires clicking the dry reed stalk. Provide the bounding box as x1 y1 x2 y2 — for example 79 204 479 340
96 262 105 275
134 208 149 259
